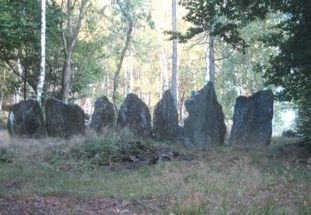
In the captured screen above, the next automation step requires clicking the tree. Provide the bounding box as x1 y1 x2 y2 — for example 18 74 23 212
177 0 311 137
0 0 62 101
60 0 89 104
112 0 133 113
37 0 46 104
261 0 311 138
171 0 178 107
263 0 311 101
168 0 274 85
0 0 42 99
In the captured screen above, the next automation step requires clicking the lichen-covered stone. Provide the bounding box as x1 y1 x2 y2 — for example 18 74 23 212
7 99 46 138
153 90 179 142
183 82 226 146
45 98 85 138
117 93 152 138
90 96 115 132
229 90 274 145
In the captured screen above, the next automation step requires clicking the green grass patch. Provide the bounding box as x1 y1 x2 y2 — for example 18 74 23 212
0 134 311 214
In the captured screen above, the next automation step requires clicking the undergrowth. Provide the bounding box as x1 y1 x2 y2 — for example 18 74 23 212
0 130 311 214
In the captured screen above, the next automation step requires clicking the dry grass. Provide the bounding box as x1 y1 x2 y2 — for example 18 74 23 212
0 126 310 214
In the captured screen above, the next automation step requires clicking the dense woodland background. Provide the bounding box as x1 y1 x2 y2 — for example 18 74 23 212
0 0 310 137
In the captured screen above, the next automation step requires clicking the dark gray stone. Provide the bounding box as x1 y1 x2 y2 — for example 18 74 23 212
229 90 274 146
183 82 226 146
117 93 152 138
7 99 46 138
90 96 115 132
45 98 85 138
281 129 297 137
153 90 179 142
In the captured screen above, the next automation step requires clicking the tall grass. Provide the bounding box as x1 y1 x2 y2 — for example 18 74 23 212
0 130 310 214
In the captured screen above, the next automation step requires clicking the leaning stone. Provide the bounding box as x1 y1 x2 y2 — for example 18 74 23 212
90 96 115 132
117 93 152 138
153 90 179 142
281 129 296 137
183 82 227 146
229 90 274 146
45 98 85 138
7 99 46 138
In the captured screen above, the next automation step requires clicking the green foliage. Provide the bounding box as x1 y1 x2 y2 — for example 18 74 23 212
0 148 12 164
263 0 311 101
0 136 311 213
169 204 207 215
44 137 118 167
168 0 274 52
260 0 311 137
295 96 311 139
0 0 62 97
69 139 119 166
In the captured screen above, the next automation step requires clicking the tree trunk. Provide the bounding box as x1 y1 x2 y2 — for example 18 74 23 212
112 0 133 114
179 90 185 124
0 70 4 112
16 57 22 103
61 0 89 104
159 48 169 91
249 49 257 93
171 0 178 108
129 50 134 93
204 34 209 82
37 0 46 105
61 52 72 104
208 35 215 83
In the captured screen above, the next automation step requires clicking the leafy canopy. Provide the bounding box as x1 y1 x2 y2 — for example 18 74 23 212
169 0 277 52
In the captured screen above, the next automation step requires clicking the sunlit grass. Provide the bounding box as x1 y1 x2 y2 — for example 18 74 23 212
0 132 310 214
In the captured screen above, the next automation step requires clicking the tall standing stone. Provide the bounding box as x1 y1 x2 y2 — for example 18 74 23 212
153 90 179 142
45 98 85 138
90 96 115 132
7 99 46 138
117 93 152 138
229 90 274 146
183 82 226 146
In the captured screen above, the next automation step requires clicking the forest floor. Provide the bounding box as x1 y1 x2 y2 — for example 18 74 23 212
0 113 311 215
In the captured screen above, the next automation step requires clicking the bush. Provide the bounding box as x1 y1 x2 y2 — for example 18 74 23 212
0 147 12 163
295 96 311 140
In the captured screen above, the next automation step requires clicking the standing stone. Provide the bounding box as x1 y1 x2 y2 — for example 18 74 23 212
7 99 46 138
117 93 152 138
183 82 226 146
45 98 85 138
153 90 179 142
90 95 115 132
229 90 274 146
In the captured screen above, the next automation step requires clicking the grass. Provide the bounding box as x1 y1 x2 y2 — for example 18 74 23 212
0 119 311 214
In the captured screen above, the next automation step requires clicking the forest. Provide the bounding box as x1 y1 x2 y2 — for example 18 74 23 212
0 0 310 135
0 0 311 214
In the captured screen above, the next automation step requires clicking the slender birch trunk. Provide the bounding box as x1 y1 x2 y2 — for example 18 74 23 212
171 0 178 107
37 0 46 105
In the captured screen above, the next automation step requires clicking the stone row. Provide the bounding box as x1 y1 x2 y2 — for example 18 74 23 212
6 82 274 145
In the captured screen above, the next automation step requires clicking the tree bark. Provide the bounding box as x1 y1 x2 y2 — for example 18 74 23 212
37 0 46 105
171 0 178 108
208 35 215 83
61 0 89 104
159 48 169 91
112 0 133 114
0 70 5 112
